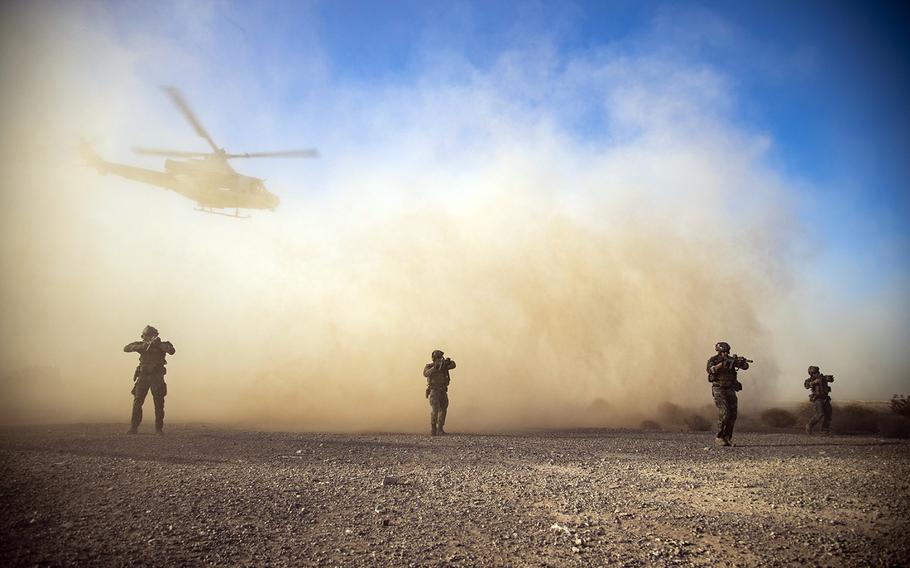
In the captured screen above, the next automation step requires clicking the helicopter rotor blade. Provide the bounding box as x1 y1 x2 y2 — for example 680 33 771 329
161 86 221 153
223 149 320 159
132 147 212 158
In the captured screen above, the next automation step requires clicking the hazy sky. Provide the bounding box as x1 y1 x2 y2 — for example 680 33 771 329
0 1 907 428
102 0 910 296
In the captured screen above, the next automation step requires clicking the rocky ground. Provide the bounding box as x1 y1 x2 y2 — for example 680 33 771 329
1 424 908 567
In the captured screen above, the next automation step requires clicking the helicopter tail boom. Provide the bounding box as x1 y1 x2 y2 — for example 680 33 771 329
98 162 182 192
82 141 183 192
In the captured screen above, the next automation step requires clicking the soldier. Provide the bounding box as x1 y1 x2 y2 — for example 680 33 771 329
124 325 175 435
423 349 456 436
706 341 752 446
804 366 834 435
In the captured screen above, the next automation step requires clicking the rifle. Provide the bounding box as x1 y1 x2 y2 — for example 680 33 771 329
709 354 753 390
722 354 754 370
806 374 833 400
813 374 834 392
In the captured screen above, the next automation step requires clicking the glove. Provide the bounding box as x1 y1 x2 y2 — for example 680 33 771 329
425 387 430 398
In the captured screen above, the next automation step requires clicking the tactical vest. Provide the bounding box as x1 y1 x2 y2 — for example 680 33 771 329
708 354 738 387
806 375 832 400
425 366 451 390
137 343 171 376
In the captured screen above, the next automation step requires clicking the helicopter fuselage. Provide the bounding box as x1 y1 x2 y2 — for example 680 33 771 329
82 86 315 215
85 150 280 211
163 158 279 209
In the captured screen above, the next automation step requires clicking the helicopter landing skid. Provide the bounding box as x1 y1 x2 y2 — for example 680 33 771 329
194 207 250 219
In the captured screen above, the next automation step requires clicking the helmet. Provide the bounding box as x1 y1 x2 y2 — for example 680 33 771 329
808 365 820 374
142 325 159 339
715 342 730 353
431 350 444 359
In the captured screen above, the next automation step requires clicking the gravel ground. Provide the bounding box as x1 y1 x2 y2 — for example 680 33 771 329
1 424 908 567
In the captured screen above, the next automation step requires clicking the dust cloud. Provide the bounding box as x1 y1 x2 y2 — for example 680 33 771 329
0 3 903 432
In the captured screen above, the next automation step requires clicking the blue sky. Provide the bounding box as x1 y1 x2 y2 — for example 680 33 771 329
320 0 910 245
105 0 909 240
97 0 910 301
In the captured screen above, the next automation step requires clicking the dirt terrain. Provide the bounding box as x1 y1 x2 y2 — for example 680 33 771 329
1 424 908 567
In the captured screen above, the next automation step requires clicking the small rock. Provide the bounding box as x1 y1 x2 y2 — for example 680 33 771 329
550 523 572 535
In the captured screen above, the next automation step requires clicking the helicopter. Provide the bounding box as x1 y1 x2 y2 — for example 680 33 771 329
83 86 318 218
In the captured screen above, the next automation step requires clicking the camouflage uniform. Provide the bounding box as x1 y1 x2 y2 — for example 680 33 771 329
804 366 834 434
423 350 456 436
124 326 175 434
707 342 750 446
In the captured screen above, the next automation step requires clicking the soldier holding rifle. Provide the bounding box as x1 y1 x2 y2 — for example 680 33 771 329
423 350 456 436
805 366 835 435
124 325 175 435
707 341 753 447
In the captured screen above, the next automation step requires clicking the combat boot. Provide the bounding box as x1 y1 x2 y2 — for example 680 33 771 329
155 429 164 436
805 423 814 435
714 436 729 447
126 427 138 435
438 428 447 436
431 425 437 436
